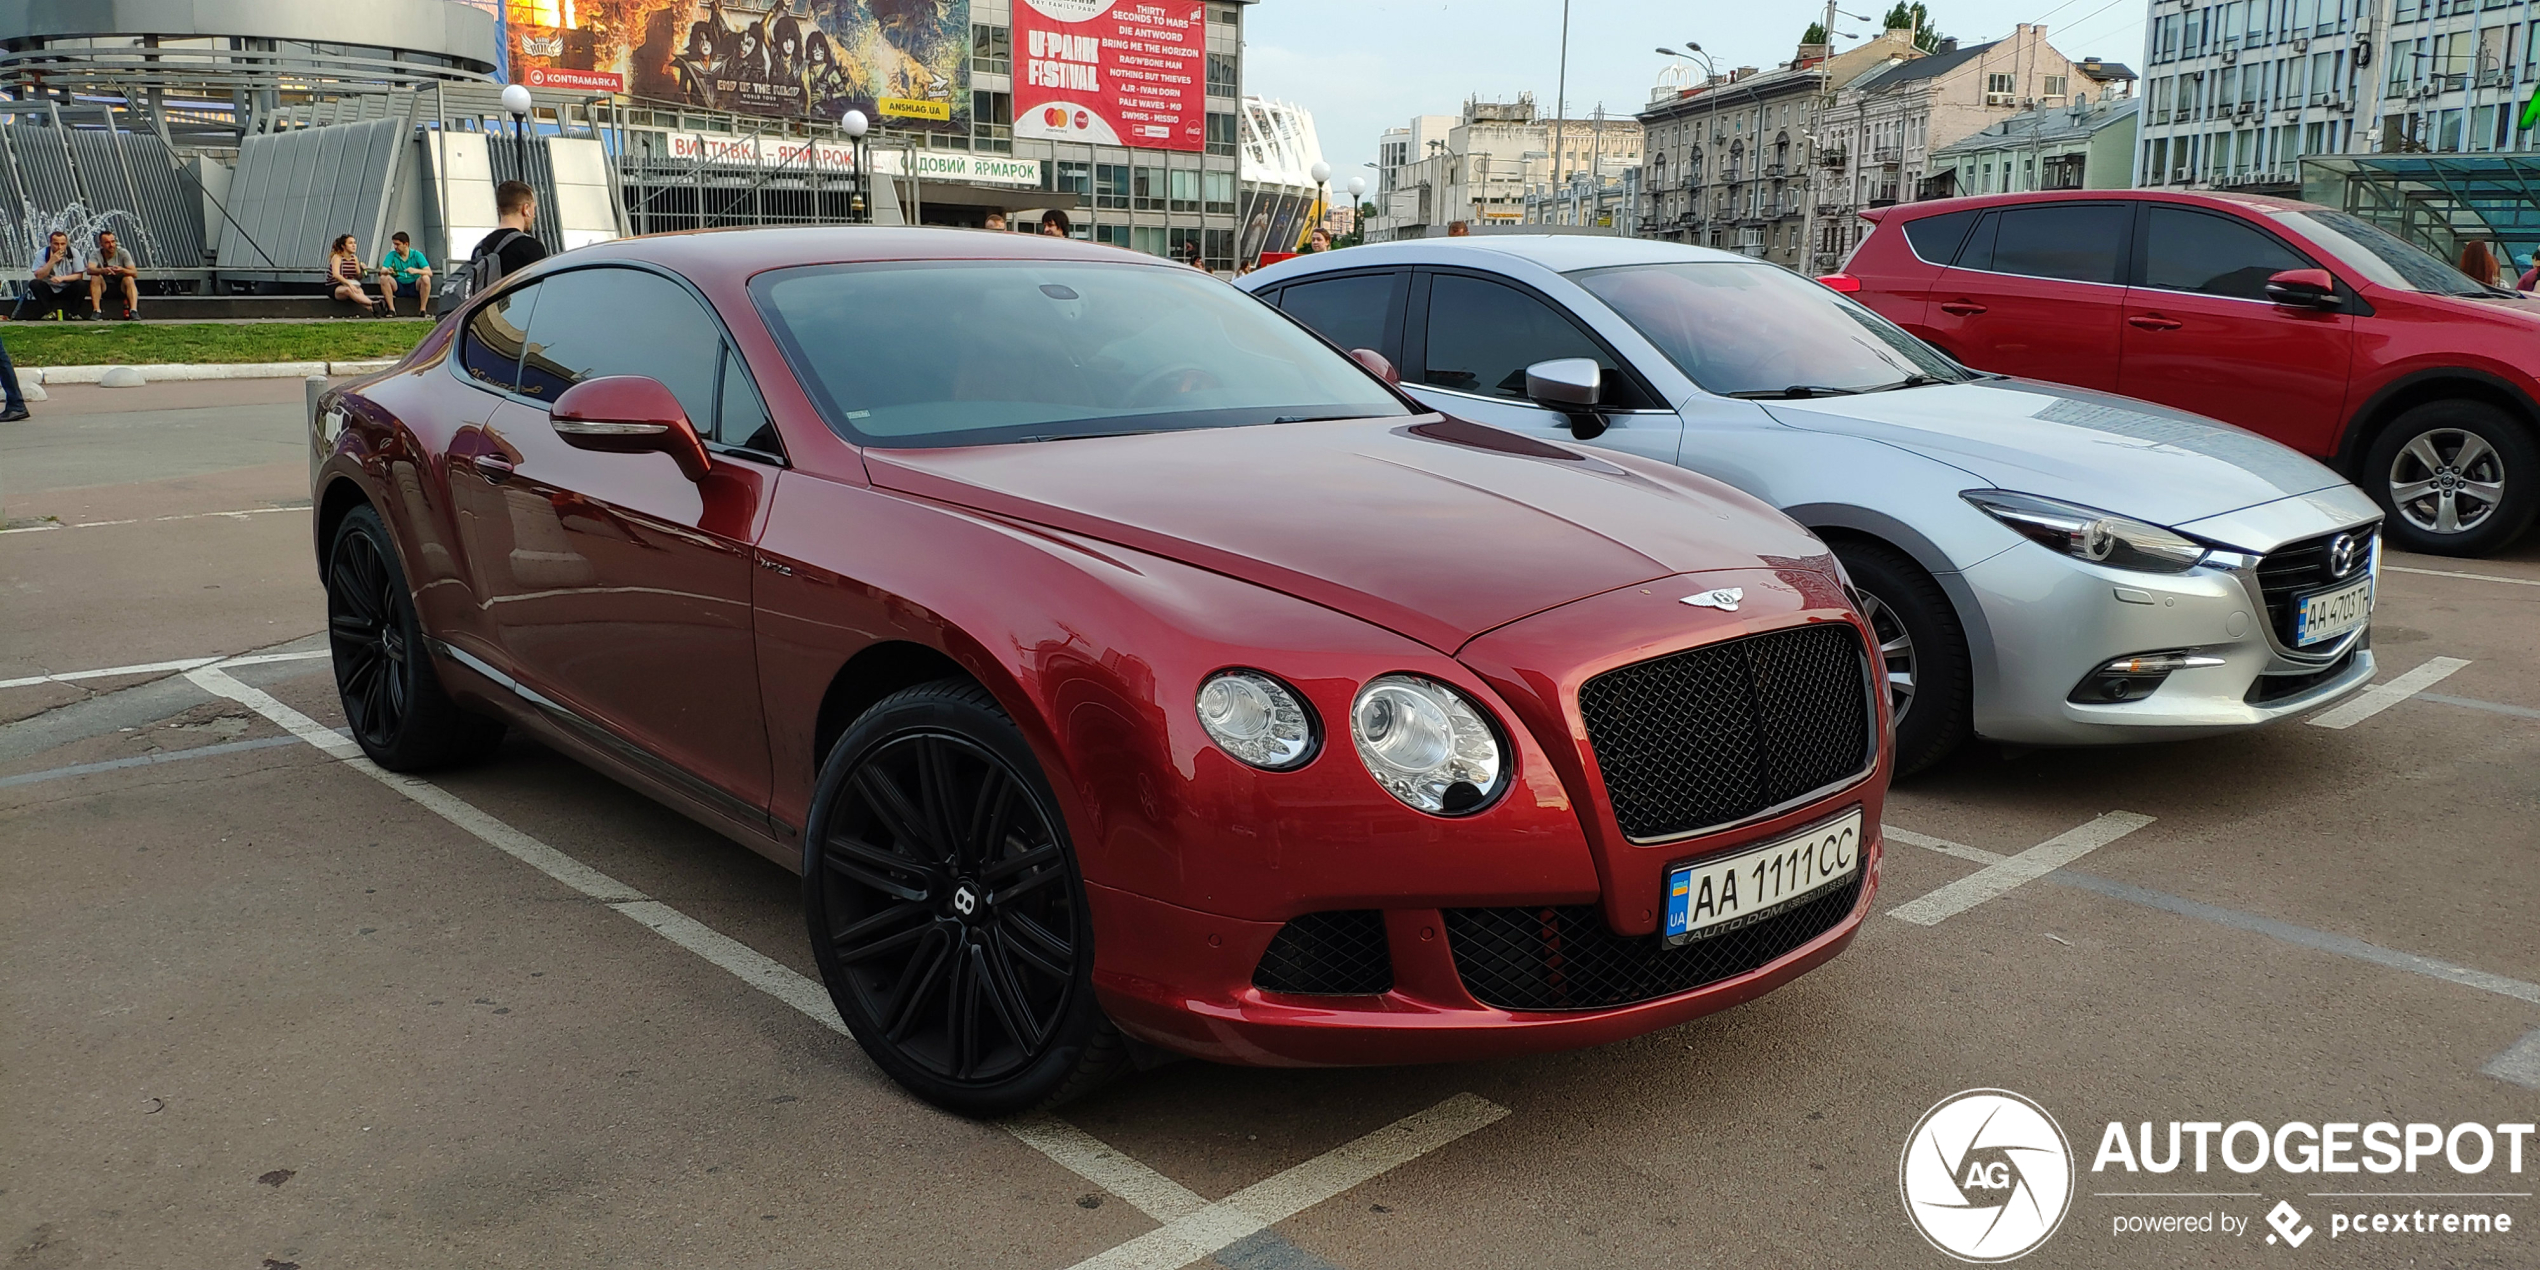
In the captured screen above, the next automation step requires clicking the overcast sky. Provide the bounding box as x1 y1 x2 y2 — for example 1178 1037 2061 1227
1242 0 2151 192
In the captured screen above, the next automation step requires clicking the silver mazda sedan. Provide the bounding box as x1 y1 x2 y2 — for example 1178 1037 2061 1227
1242 236 2380 774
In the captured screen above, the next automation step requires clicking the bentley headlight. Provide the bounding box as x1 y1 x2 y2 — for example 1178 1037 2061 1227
1350 674 1506 815
1196 670 1315 769
1961 490 2208 574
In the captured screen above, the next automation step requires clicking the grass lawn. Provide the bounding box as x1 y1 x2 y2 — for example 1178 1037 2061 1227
0 320 432 367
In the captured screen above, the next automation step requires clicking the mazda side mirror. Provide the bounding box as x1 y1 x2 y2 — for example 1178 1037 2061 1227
2264 267 2339 310
549 375 712 481
1524 357 1607 439
1347 346 1399 384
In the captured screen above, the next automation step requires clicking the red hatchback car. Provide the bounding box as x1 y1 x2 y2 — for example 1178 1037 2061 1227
308 228 1888 1115
1833 190 2540 555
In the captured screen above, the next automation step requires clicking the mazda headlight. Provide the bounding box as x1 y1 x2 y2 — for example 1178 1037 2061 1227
1350 675 1506 815
1196 670 1315 770
1961 490 2207 574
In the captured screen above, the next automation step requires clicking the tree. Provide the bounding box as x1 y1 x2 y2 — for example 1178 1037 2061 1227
1881 2 1946 53
1803 22 1829 45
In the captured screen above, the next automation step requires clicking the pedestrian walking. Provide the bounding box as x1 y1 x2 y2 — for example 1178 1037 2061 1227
1039 209 1072 238
1305 226 1334 252
86 230 140 320
469 181 550 284
0 331 29 421
15 231 84 321
2459 239 2502 288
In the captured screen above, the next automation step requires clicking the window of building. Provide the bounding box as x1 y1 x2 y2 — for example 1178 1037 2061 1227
1207 111 1238 157
1206 52 1239 98
973 90 1012 151
1133 164 1165 210
1131 225 1167 257
1211 5 1239 25
1986 72 2015 102
971 23 1010 76
1095 163 1130 209
2044 75 2067 100
1168 167 1200 212
1203 169 1235 214
1094 224 1128 246
1051 160 1091 196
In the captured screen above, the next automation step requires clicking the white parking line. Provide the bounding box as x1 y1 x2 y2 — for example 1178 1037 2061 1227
2482 1028 2540 1091
1063 1094 1509 1270
1886 812 2155 927
2307 655 2472 729
2385 564 2540 589
180 659 1501 1268
0 648 326 692
0 505 306 536
1007 1116 1209 1221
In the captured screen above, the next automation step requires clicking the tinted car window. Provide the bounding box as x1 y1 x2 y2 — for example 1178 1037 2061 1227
1576 262 1967 397
1275 273 1396 356
753 260 1408 447
518 268 722 427
717 344 777 452
1963 204 2127 284
1902 209 1981 265
2270 207 2492 296
1422 274 1638 405
459 283 538 393
2142 207 2313 301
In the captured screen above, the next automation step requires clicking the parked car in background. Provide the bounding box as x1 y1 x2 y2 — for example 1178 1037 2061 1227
1828 189 2540 556
1244 237 2381 775
309 227 1889 1116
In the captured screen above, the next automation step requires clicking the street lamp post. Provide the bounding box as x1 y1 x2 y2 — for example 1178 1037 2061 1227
1656 45 1718 244
1310 160 1331 243
1345 174 1366 243
841 109 869 223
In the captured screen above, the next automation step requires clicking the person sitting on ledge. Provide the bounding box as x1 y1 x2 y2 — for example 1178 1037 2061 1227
86 229 139 320
376 231 433 316
16 230 85 321
326 233 380 316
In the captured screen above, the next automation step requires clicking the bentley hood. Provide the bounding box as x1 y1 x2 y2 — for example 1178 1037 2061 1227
1759 379 2353 529
863 416 1831 653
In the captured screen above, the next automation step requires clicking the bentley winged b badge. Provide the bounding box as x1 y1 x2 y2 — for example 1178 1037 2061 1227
1679 588 1743 612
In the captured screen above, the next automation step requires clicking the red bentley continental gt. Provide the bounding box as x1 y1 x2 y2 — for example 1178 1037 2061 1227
309 227 1889 1115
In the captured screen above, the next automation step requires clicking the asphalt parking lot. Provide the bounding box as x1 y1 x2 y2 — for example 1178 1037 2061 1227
5 380 2536 1269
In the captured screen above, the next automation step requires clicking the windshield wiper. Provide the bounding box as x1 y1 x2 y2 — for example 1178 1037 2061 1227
1021 428 1163 443
1269 414 1363 424
1726 385 1862 400
1865 373 1955 393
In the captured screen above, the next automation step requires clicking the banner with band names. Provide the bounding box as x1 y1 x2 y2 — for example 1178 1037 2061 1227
659 132 1045 186
1013 0 1205 152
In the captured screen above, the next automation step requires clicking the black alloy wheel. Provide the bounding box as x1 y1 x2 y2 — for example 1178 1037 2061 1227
804 680 1125 1117
325 505 504 770
1831 539 1971 779
2365 400 2539 557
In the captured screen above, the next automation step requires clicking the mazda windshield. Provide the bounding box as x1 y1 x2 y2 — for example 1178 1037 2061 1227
1573 261 1970 399
753 259 1410 447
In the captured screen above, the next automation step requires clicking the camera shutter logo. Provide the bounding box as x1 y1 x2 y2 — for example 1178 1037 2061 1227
1900 1089 2075 1262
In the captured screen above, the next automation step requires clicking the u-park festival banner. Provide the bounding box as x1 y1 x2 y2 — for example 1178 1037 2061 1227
1013 0 1204 152
505 1 969 131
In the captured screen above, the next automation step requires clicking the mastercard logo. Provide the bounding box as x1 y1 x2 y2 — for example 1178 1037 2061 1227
1043 106 1067 127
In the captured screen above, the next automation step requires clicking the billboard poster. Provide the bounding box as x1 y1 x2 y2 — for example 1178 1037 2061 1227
505 1 969 130
1013 0 1204 152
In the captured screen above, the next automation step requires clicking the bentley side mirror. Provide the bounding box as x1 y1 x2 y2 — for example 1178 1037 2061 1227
1347 347 1399 384
549 375 712 482
2264 267 2340 310
1524 357 1607 440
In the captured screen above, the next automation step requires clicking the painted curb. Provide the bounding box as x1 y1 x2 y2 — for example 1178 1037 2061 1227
28 359 399 385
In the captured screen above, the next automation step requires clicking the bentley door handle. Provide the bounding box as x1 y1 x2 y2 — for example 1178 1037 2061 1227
2127 314 2184 331
470 454 516 482
1937 300 1988 315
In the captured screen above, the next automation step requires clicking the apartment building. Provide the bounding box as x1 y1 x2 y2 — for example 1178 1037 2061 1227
1368 95 1640 239
1817 24 2125 269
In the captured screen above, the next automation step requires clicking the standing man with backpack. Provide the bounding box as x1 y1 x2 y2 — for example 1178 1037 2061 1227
465 181 548 301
